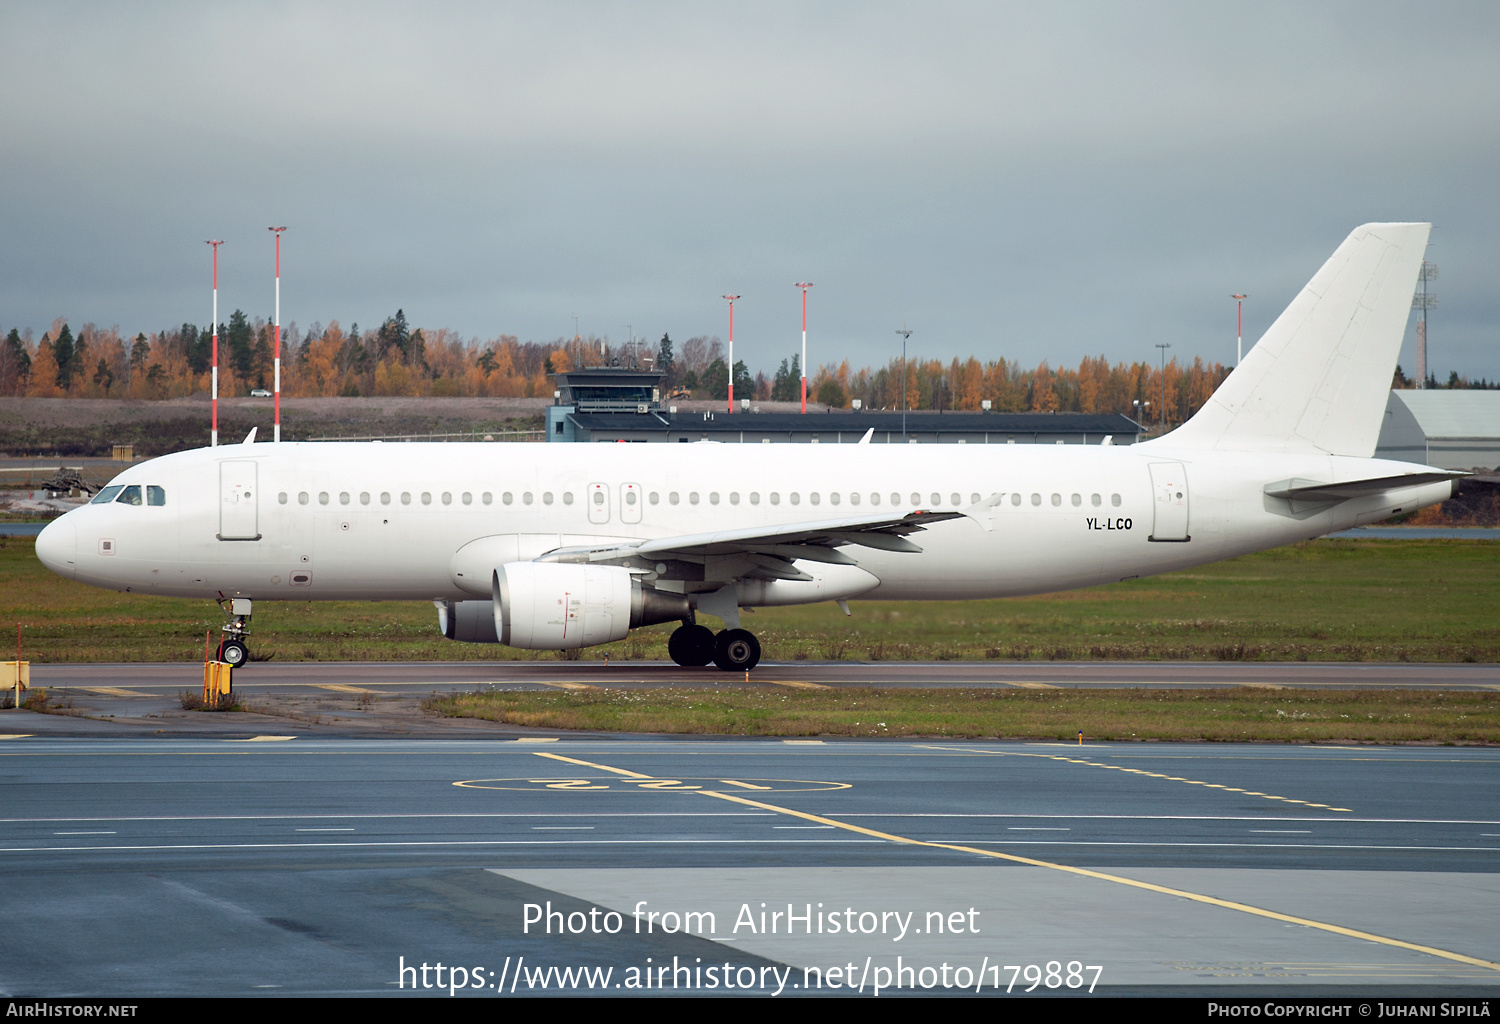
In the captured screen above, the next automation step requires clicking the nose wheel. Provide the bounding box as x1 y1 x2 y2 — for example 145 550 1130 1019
217 638 249 667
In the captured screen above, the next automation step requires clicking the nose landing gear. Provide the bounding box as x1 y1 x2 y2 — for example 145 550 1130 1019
216 597 253 667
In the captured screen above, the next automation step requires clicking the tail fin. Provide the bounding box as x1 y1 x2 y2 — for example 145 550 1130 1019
1163 222 1430 457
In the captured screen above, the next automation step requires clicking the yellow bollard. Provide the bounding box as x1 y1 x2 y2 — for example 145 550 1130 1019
4 661 29 709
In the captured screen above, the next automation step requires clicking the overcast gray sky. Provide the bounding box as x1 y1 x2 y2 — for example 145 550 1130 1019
3 1 1497 379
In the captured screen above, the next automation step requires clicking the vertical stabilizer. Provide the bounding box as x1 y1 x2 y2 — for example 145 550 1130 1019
1163 223 1429 457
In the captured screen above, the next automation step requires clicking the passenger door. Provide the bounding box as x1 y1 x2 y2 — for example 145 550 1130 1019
218 460 260 540
1147 462 1190 542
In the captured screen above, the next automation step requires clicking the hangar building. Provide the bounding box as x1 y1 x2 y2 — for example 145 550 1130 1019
1374 390 1500 470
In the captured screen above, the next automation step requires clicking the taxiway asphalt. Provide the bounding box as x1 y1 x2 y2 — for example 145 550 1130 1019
1 734 1496 997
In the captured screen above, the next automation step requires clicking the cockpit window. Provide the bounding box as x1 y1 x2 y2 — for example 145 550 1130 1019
115 485 143 506
91 486 124 504
147 485 166 506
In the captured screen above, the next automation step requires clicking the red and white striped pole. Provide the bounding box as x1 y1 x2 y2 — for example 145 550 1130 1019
270 227 287 442
206 239 223 447
722 294 739 413
795 282 813 412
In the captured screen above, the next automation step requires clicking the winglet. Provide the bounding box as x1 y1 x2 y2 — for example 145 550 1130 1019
857 428 874 445
242 427 258 445
959 492 1004 532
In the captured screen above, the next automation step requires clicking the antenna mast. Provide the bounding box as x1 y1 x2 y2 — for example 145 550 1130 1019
205 240 223 447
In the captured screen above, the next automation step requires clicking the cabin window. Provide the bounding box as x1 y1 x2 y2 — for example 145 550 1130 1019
729 492 740 505
503 492 513 505
146 486 165 506
952 493 962 506
461 492 471 505
523 492 533 505
870 493 881 506
421 492 432 505
689 492 699 505
1111 493 1122 507
340 492 351 505
970 493 980 504
930 492 940 505
828 493 838 505
749 493 760 506
278 492 288 505
92 486 124 504
1051 493 1061 507
850 493 861 506
1031 493 1041 506
769 493 780 505
361 492 371 505
670 492 680 505
299 492 311 505
789 493 799 505
710 492 721 505
649 492 660 505
115 485 142 506
319 492 330 505
1071 493 1082 507
912 493 922 506
592 491 604 506
1091 493 1102 507
1011 493 1021 506
441 492 452 505
401 492 411 505
380 492 391 505
483 492 493 505
562 492 573 505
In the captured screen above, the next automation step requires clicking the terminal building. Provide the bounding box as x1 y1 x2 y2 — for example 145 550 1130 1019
545 369 1144 445
1374 390 1500 470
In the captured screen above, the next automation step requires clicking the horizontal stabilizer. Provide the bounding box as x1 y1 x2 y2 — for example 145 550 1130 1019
1264 470 1465 503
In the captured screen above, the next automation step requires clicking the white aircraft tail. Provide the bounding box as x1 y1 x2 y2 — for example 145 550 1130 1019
1161 222 1430 457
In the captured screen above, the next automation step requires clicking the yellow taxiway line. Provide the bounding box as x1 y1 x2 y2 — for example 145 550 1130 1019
529 749 1499 974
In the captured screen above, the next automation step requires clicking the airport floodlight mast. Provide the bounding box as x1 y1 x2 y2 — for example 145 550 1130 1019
1413 262 1438 388
1155 342 1172 431
795 282 813 412
269 227 286 443
722 295 740 413
205 240 223 447
1231 294 1248 366
896 324 913 441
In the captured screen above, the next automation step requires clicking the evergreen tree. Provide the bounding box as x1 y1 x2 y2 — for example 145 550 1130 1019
52 324 75 390
3 328 30 393
656 333 674 384
227 310 253 376
732 359 753 399
703 358 729 400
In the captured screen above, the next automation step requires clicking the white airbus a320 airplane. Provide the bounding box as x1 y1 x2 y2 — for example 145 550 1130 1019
36 223 1459 670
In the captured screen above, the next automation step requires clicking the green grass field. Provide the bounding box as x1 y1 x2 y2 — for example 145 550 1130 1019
426 687 1500 743
2 534 1497 663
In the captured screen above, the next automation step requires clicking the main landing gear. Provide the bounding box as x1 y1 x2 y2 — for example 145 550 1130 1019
667 622 761 672
216 598 253 668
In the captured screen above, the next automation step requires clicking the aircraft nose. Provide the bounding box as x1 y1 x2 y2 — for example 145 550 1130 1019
35 516 77 579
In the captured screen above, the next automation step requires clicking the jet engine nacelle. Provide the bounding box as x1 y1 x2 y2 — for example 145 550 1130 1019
435 598 499 643
492 562 690 650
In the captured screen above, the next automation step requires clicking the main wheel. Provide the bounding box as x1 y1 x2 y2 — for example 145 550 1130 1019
713 628 761 672
218 639 248 667
668 624 716 667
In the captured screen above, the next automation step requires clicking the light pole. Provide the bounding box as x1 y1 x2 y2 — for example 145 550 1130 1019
795 282 813 412
270 227 286 442
1155 342 1172 432
896 325 912 442
722 295 740 413
205 239 223 447
1231 294 1247 366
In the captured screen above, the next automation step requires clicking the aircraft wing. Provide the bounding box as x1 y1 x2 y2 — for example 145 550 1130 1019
535 509 965 581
